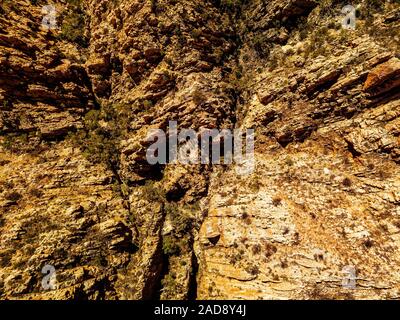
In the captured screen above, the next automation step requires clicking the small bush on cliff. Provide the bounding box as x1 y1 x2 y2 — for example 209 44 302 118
58 0 88 47
150 0 158 12
0 250 12 268
162 235 182 256
29 188 43 198
143 100 154 109
143 181 165 202
66 0 82 7
342 177 352 187
165 203 194 233
0 0 17 12
365 0 384 11
219 0 248 14
161 273 177 290
162 202 198 257
245 264 260 276
1 134 29 154
5 191 22 202
67 103 129 170
59 12 87 46
192 89 207 106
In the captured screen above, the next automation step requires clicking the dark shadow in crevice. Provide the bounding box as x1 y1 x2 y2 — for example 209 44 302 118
187 251 199 301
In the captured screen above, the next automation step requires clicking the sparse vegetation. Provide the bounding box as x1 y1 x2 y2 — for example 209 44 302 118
342 177 352 187
191 28 202 39
252 244 261 255
0 0 17 12
143 99 154 109
219 0 248 15
365 0 384 11
0 0 397 301
162 235 183 256
0 249 13 268
245 264 260 276
165 203 194 234
67 103 130 170
363 238 374 248
229 250 243 265
251 33 271 58
161 272 179 295
285 157 294 166
192 89 207 106
1 134 29 153
5 191 22 202
143 181 166 202
58 0 88 47
264 241 277 258
29 188 43 198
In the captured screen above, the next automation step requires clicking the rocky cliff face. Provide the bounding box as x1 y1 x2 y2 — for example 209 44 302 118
0 0 399 300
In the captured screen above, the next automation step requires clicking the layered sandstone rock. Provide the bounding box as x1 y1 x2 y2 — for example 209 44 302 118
0 0 399 300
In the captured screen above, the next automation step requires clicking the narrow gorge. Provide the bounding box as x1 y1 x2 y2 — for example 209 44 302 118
0 0 399 300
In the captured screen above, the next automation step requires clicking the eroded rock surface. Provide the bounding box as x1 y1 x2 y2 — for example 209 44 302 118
0 0 399 300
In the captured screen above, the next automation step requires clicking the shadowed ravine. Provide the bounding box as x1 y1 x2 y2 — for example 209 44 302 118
0 0 399 300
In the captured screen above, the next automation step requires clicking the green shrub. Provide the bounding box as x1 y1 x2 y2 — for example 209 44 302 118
245 264 260 276
162 235 182 256
220 0 247 14
5 191 22 202
143 181 165 202
67 103 129 169
143 100 154 109
251 34 271 58
365 0 384 10
191 28 202 39
165 203 194 233
1 134 29 153
161 273 179 295
58 0 88 46
66 0 82 7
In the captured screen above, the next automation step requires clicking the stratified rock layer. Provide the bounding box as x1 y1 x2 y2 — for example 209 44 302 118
0 0 399 300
